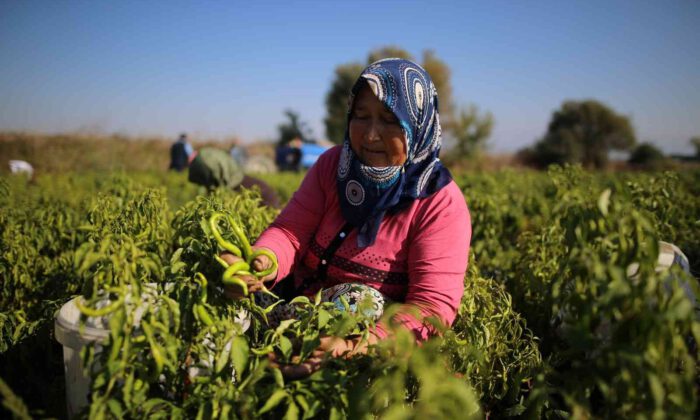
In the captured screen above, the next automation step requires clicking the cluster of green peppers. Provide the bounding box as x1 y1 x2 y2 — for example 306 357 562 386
208 212 278 298
192 273 216 329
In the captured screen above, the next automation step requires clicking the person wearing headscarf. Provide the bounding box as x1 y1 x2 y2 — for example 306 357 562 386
221 58 471 377
188 147 280 208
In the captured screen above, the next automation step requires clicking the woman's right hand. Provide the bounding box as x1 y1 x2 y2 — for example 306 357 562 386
219 247 278 299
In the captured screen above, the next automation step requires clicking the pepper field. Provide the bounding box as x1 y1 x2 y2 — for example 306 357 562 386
1 164 699 419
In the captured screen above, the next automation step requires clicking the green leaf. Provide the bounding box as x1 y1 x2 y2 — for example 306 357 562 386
170 261 186 274
300 332 320 360
329 406 343 420
289 295 311 306
258 389 288 415
284 400 300 420
295 394 310 413
317 309 330 329
215 339 232 375
107 399 124 418
279 335 293 361
598 188 611 216
275 319 296 335
648 373 664 407
504 403 526 416
273 367 285 387
170 247 184 264
0 377 31 420
691 324 700 346
231 335 249 382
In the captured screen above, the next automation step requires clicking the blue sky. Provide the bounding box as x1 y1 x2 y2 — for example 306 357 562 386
1 0 698 154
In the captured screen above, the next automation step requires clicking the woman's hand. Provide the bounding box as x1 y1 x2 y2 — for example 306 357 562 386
269 333 379 379
268 336 352 379
247 246 278 283
219 246 278 299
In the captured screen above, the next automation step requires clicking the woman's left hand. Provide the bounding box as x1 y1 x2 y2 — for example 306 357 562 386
268 336 362 379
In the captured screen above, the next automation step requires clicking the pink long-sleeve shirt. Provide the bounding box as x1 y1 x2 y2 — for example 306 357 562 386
255 146 471 340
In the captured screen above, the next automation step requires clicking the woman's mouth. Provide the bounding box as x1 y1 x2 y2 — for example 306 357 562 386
362 147 385 156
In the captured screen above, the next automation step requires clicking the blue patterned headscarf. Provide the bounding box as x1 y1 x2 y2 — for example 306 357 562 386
337 58 452 247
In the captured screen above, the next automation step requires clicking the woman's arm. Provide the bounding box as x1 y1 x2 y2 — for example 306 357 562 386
270 332 380 379
271 182 469 378
376 182 471 341
254 147 340 283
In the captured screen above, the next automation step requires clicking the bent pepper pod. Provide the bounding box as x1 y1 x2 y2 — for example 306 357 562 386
208 212 278 298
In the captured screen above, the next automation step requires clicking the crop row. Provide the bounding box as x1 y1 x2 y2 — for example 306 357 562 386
0 166 698 419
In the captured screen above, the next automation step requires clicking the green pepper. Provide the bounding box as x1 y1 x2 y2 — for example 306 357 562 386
222 275 249 296
250 248 279 278
209 213 242 257
75 289 125 318
222 261 251 280
208 212 279 298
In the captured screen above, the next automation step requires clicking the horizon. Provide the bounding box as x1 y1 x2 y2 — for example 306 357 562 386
1 1 699 155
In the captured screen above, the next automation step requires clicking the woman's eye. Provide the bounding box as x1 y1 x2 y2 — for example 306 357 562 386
383 116 399 125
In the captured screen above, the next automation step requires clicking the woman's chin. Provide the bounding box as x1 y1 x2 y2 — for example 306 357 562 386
359 155 387 167
367 162 388 168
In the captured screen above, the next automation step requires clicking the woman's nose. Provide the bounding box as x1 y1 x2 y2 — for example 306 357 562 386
366 119 381 143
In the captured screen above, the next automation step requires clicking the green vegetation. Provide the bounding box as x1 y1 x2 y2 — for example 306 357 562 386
446 105 494 162
628 142 667 169
0 135 698 418
521 100 637 169
691 136 700 158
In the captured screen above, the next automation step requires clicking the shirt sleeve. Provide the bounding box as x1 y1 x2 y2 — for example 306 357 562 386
254 147 338 283
374 182 471 341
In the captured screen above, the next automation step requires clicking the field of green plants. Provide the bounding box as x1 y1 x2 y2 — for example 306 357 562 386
1 165 699 419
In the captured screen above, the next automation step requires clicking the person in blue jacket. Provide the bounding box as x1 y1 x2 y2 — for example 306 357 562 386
169 133 194 171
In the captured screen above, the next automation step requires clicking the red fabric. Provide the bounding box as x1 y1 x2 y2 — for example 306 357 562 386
255 146 471 341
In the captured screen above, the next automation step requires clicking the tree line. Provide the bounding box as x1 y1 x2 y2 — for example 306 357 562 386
276 46 697 170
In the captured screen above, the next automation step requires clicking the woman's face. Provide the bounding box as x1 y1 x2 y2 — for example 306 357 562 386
349 84 407 167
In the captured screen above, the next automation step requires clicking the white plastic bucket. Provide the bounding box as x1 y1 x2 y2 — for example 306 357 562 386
54 284 250 418
627 241 696 305
54 297 109 419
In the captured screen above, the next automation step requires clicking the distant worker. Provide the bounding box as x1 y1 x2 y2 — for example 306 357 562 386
188 147 280 208
229 139 248 166
275 137 302 172
9 160 35 182
169 133 194 172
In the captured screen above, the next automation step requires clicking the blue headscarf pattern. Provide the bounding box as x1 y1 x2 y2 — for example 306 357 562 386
337 58 452 247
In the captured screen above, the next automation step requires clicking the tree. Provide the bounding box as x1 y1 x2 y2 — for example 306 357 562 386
277 110 313 147
366 46 414 64
691 136 700 158
628 142 665 169
421 50 455 125
324 63 364 144
450 105 494 159
531 100 636 169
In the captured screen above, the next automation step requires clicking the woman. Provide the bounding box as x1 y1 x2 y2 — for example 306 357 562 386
222 58 471 377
